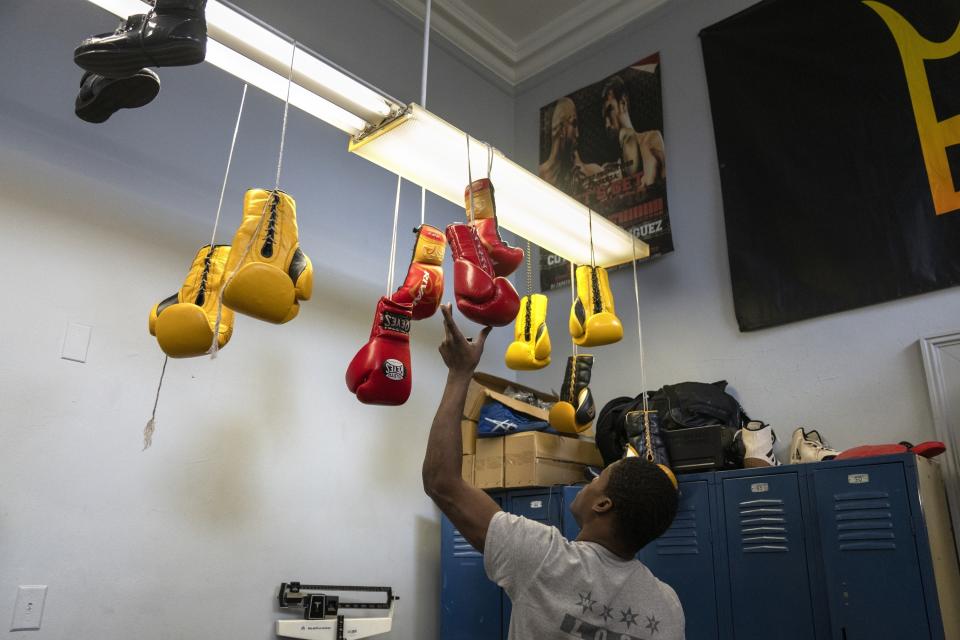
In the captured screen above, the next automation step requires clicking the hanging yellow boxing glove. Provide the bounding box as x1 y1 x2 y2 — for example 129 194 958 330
222 189 313 324
569 265 622 347
505 294 551 370
149 245 234 358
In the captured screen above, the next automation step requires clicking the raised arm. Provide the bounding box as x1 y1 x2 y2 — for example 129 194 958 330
422 304 501 551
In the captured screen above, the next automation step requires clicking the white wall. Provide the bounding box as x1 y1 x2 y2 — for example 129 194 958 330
5 0 960 637
512 0 960 456
0 1 514 638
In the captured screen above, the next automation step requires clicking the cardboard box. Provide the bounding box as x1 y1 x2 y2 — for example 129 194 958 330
474 437 505 489
504 431 603 488
463 372 558 423
461 454 475 485
461 419 477 455
506 458 590 488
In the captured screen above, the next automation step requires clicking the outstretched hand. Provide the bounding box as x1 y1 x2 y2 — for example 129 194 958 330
439 304 492 377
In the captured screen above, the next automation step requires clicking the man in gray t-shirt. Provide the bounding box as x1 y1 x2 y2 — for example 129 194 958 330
423 305 684 640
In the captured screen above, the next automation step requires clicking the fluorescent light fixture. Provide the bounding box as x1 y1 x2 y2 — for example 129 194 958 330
204 40 367 134
83 0 396 133
350 105 649 267
83 1 650 265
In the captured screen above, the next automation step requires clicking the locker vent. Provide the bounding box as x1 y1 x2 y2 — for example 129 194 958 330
833 491 896 551
655 504 699 555
452 528 482 558
739 499 788 553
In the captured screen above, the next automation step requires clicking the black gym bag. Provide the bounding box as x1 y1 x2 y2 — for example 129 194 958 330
597 381 748 472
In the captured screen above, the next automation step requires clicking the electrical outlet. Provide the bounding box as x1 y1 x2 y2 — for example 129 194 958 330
10 585 46 631
61 322 91 363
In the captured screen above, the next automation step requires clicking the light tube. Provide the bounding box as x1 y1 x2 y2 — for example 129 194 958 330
204 40 367 134
350 105 649 267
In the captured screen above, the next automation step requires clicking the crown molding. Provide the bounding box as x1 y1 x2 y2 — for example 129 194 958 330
515 0 670 82
386 0 520 85
384 0 671 87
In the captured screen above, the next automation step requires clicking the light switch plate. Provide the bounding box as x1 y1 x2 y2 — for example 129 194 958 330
11 585 46 631
61 322 91 363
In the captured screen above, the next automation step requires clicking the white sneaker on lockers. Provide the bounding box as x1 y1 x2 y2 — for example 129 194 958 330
739 421 781 468
789 427 840 464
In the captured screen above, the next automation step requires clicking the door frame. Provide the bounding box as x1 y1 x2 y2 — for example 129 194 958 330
919 332 960 558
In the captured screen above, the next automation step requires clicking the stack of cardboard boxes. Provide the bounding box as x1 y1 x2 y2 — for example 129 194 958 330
460 373 602 489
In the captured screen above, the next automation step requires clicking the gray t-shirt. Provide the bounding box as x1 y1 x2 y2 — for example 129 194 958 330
484 511 685 640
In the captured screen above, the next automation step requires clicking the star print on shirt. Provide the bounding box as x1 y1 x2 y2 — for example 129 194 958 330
645 615 661 634
599 605 614 622
576 591 596 614
620 607 639 629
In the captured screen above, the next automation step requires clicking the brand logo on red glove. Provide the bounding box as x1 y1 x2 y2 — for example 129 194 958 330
381 311 411 334
383 359 406 380
412 272 431 306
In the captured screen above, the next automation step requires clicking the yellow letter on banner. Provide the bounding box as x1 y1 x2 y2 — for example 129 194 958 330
864 2 960 215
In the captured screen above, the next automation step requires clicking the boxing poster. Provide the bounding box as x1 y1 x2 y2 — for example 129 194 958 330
538 53 672 291
701 0 960 331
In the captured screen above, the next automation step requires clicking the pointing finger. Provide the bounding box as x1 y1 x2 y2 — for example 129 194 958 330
475 325 493 348
442 304 466 343
440 304 454 341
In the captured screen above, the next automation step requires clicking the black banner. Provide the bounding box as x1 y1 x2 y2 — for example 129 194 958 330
701 0 960 331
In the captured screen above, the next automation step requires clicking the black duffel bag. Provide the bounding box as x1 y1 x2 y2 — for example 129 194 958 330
649 380 747 432
597 381 748 470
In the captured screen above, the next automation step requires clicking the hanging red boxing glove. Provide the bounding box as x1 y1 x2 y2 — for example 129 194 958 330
391 224 446 320
464 178 524 278
446 223 520 327
346 296 413 405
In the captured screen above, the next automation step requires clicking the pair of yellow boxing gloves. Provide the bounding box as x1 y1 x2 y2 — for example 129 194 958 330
148 189 313 358
505 264 623 435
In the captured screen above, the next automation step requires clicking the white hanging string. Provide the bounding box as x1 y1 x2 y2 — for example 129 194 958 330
525 240 533 296
466 133 475 223
567 260 578 403
209 83 248 248
144 83 248 448
143 355 168 450
569 260 578 357
386 174 403 295
419 0 432 226
210 40 297 357
587 207 597 269
420 0 432 107
631 242 650 414
275 42 297 191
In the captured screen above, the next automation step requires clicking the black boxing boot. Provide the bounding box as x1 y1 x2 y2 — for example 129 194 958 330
548 354 596 434
74 0 207 79
75 69 160 123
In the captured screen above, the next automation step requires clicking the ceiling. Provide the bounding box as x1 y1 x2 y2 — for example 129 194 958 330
384 0 671 87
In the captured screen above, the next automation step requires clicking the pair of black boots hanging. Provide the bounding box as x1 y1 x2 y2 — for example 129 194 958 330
73 0 207 123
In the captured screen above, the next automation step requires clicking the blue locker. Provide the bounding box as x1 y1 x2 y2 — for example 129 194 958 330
441 456 958 640
501 488 565 638
639 477 720 640
440 488 571 640
440 494 504 640
809 459 934 639
720 470 817 640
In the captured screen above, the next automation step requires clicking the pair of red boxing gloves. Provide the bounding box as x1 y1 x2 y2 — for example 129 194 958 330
346 179 524 405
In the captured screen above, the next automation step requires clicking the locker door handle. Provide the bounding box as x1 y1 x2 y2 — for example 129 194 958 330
841 627 847 640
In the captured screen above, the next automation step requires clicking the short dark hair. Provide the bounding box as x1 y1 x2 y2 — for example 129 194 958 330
601 75 627 103
606 458 678 551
